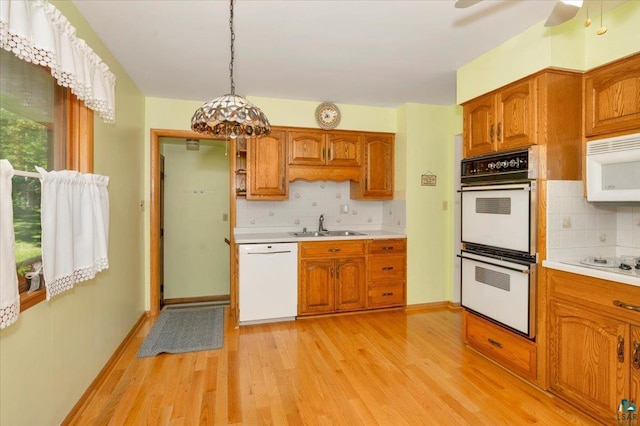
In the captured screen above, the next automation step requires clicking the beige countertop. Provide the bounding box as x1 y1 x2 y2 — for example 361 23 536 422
543 260 640 287
234 229 406 244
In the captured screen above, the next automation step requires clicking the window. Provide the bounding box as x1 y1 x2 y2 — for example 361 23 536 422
0 49 94 309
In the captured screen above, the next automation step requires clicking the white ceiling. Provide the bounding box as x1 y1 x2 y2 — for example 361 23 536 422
71 0 626 108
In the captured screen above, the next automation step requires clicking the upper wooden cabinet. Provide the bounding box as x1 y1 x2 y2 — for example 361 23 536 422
351 133 394 200
247 130 287 200
288 130 361 167
584 53 640 139
462 70 582 179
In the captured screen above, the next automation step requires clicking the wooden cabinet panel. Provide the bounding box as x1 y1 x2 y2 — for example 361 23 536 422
247 130 287 200
288 131 325 165
351 134 394 200
299 240 366 258
368 238 406 255
299 259 335 314
632 327 640 413
464 310 537 381
335 258 366 311
497 79 536 151
367 282 404 308
367 255 406 281
584 53 640 138
326 133 361 167
548 301 628 421
463 93 496 157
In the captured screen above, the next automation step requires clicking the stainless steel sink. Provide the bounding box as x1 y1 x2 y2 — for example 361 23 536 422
288 230 365 237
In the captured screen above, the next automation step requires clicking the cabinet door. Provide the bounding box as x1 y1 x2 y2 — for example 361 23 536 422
497 79 537 150
247 130 287 200
584 53 640 137
632 326 640 415
335 257 366 311
288 131 326 165
299 259 334 315
326 133 361 167
548 301 629 421
463 93 496 157
354 134 393 200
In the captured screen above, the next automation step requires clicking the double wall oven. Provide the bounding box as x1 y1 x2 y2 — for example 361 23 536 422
460 147 538 339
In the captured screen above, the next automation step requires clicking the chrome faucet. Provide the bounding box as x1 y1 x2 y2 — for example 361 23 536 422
318 214 327 232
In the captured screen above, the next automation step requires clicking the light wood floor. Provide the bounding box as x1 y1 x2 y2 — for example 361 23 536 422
68 308 601 425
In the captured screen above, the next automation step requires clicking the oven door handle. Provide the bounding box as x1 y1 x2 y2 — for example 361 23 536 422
460 184 531 192
458 254 531 274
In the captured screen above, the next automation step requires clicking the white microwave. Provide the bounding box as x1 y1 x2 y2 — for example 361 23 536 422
586 133 640 202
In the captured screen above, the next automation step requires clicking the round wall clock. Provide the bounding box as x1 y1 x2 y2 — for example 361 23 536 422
315 102 341 130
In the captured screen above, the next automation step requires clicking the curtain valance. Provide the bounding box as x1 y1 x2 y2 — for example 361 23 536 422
0 0 116 123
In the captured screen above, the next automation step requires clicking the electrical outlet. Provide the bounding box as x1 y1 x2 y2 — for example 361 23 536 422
222 213 228 221
139 200 144 212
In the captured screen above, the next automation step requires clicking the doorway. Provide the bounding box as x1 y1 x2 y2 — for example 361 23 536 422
150 129 231 316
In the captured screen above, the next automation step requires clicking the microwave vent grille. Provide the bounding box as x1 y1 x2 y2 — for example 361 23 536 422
587 134 640 156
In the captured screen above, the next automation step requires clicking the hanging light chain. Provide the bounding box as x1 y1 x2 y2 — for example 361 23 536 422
229 0 236 95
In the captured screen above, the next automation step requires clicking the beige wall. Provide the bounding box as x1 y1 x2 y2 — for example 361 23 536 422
0 1 146 425
162 141 230 299
457 1 640 104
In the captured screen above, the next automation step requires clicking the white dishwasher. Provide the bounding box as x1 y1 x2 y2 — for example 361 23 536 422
238 243 298 325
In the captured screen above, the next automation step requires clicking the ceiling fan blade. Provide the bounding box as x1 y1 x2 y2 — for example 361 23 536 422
544 0 583 27
454 0 484 9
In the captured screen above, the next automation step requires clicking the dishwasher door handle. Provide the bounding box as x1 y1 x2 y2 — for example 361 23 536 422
247 250 293 255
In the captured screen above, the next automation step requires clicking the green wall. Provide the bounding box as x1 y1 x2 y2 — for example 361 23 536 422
0 1 146 425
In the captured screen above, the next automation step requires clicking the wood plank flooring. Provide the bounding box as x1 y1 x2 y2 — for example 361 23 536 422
67 308 601 425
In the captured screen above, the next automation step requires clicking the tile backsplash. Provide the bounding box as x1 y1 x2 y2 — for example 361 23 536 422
546 180 640 259
236 180 406 232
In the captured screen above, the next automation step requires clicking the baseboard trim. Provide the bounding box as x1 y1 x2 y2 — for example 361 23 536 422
62 312 147 425
163 294 230 305
405 301 461 312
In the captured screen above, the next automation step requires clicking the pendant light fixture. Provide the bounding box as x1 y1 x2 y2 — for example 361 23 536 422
191 0 271 139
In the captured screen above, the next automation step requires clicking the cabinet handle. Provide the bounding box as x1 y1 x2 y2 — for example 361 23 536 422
382 266 394 271
382 292 394 297
487 338 503 349
613 300 640 312
281 176 285 189
330 267 334 278
490 124 495 143
633 342 640 370
497 122 502 142
336 267 340 279
618 336 625 363
328 248 341 253
365 178 368 190
382 246 394 250
322 148 325 161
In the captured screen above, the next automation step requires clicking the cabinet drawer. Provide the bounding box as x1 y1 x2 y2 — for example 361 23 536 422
368 255 406 281
368 238 406 255
300 240 366 258
367 282 404 308
548 269 640 324
464 310 536 381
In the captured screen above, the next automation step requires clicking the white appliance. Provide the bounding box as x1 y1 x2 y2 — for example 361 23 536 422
239 243 298 325
460 148 538 339
586 133 640 202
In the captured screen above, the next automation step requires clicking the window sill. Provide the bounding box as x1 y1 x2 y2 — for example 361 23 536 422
20 288 46 312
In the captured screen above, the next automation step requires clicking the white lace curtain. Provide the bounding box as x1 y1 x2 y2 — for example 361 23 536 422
0 0 116 123
36 167 110 300
0 160 20 329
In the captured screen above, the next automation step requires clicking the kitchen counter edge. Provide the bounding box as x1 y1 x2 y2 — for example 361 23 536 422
234 231 406 245
542 260 640 288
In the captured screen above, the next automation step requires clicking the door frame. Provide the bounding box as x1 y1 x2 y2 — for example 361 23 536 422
149 128 227 316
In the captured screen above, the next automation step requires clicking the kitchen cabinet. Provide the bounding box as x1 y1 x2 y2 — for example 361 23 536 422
547 268 640 423
366 239 406 308
288 130 361 182
584 53 640 139
247 130 287 200
462 70 582 173
350 134 394 200
298 240 366 315
233 138 247 197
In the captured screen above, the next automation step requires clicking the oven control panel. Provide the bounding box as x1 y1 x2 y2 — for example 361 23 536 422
461 147 537 183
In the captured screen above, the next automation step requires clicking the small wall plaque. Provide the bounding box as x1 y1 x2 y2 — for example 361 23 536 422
421 172 437 186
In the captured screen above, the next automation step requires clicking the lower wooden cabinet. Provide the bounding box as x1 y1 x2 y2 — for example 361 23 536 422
298 238 407 316
463 310 537 381
298 241 366 316
547 269 640 424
